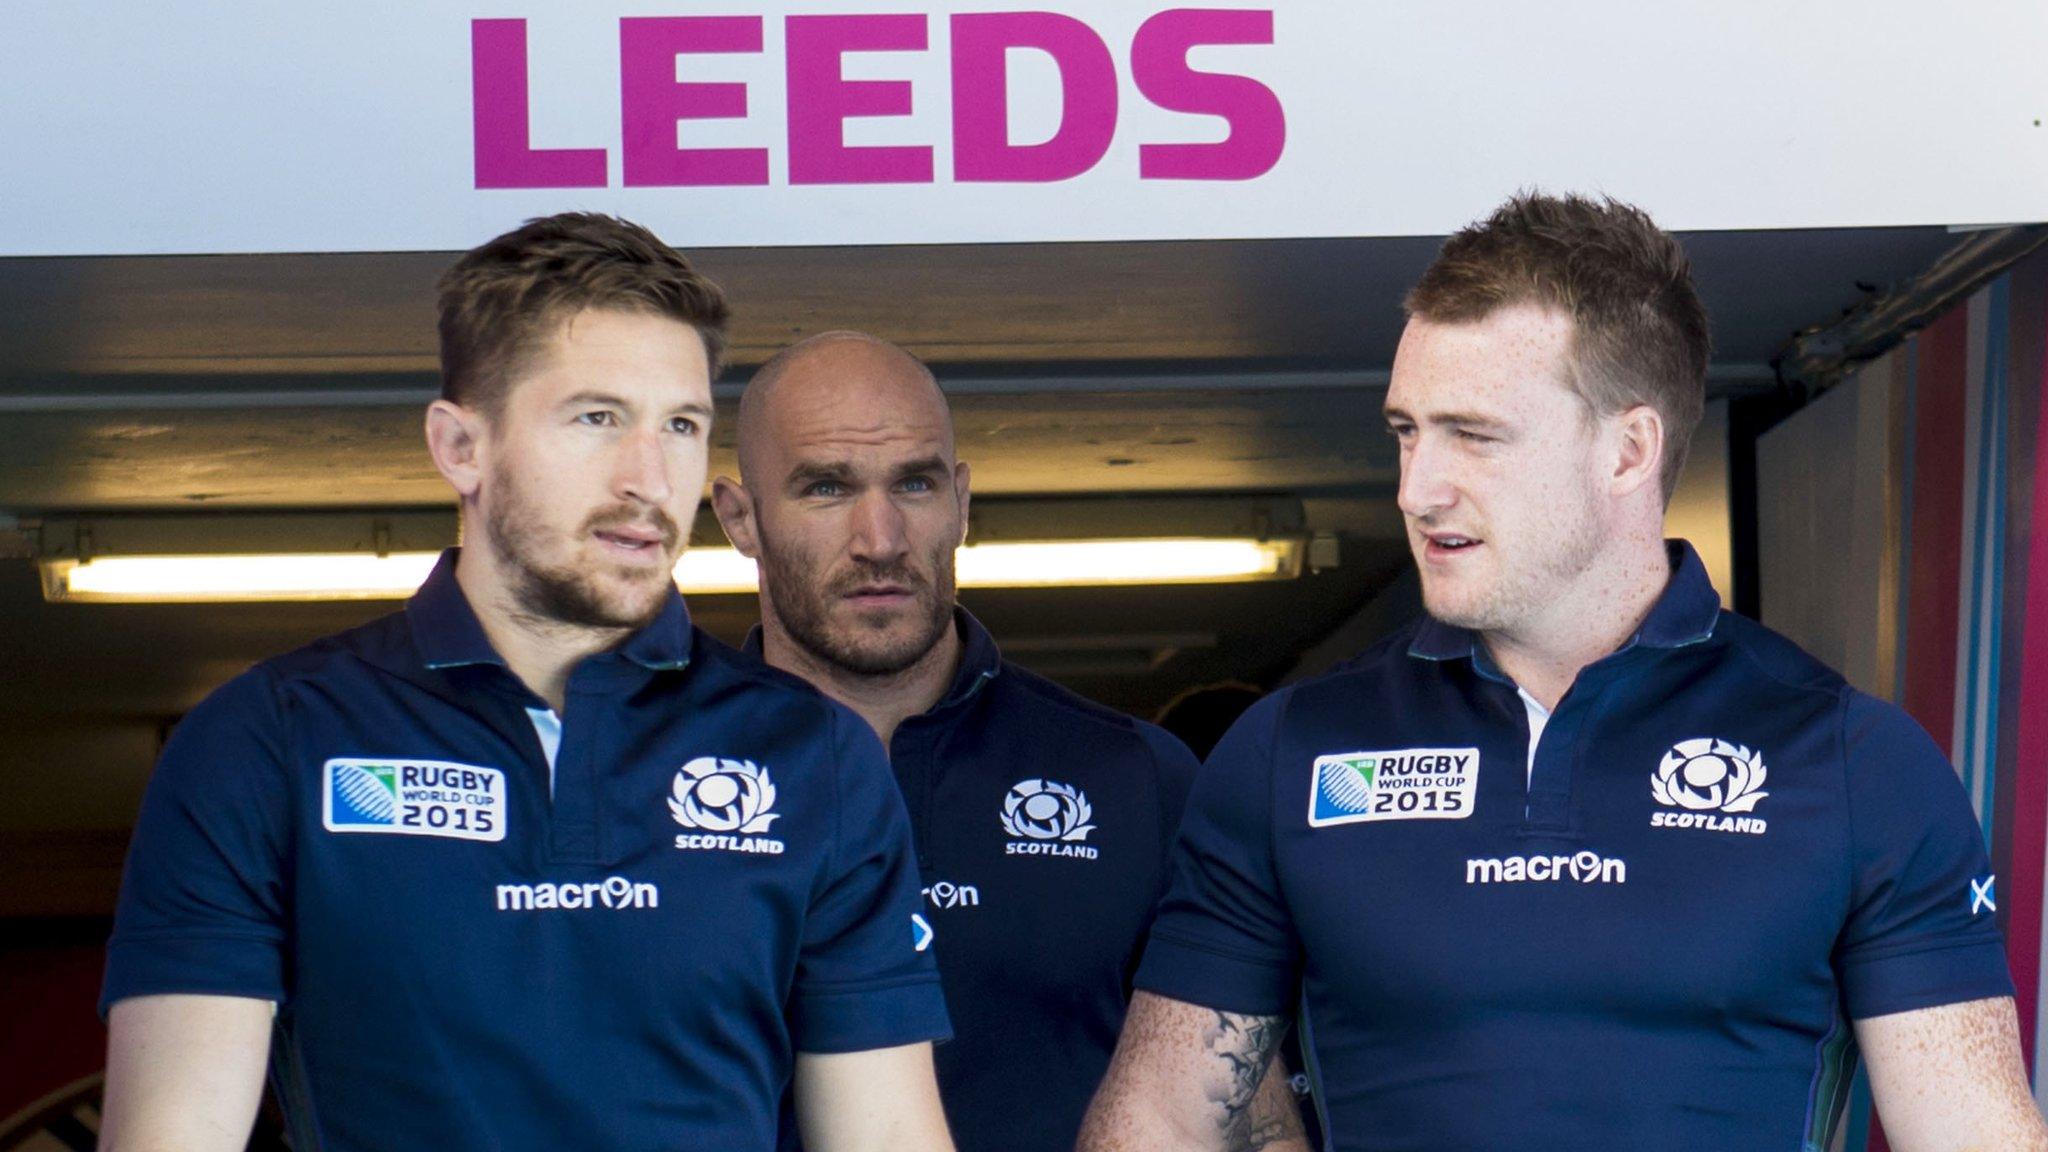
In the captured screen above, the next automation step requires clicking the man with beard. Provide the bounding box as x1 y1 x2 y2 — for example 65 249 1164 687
710 332 1307 1152
1078 194 2048 1151
99 216 955 1152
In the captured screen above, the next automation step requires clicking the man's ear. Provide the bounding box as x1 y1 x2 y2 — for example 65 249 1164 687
953 460 973 546
710 476 761 559
1609 404 1665 500
425 400 487 499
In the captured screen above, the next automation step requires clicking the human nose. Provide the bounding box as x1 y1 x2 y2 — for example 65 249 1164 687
1396 433 1455 521
614 427 674 507
848 490 908 562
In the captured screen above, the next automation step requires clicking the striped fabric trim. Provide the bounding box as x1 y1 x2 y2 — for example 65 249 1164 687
1840 1072 1874 1152
1803 1008 1859 1152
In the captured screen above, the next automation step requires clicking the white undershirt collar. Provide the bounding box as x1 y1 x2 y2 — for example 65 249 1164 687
1517 687 1551 787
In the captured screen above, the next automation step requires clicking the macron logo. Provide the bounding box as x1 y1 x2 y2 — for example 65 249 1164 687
1465 851 1626 886
495 876 659 912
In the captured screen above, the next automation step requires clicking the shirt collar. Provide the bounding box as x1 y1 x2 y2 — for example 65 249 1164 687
740 605 1002 709
407 547 694 673
1408 539 1720 664
939 607 1003 708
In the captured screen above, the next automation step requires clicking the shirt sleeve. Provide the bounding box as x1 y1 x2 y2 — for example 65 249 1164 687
1836 691 2014 1020
787 703 952 1054
1134 691 1302 1017
1143 722 1201 849
1122 722 1203 992
102 666 294 1016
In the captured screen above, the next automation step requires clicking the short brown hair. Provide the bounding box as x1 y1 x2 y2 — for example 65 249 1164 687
436 212 731 415
1404 192 1709 501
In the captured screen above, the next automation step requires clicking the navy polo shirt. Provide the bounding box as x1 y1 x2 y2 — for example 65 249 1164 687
750 610 1197 1152
1137 542 2013 1152
105 550 949 1152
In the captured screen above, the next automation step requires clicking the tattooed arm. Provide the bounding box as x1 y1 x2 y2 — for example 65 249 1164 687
1077 991 1311 1152
1242 1051 1309 1152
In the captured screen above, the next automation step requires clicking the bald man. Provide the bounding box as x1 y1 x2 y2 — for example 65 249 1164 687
712 333 1308 1152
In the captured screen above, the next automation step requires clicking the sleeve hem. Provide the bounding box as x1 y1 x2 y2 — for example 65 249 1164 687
1135 933 1294 1018
1841 935 2016 1021
102 935 288 1019
790 978 951 1054
100 978 285 1021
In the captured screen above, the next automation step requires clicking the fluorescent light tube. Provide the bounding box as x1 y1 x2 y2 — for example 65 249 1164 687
41 537 1297 603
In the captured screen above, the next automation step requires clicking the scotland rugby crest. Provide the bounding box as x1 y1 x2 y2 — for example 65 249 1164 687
670 757 786 854
1000 779 1099 859
1648 738 1769 835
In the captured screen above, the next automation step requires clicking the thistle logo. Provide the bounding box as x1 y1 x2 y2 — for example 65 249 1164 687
670 757 785 854
1000 778 1099 859
1650 738 1770 835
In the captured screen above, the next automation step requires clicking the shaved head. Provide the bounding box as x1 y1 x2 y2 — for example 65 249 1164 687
714 331 970 681
735 331 952 485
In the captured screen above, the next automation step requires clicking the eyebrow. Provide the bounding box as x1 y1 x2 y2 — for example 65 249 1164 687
890 455 949 480
785 455 950 493
1382 406 1512 433
559 391 713 421
785 461 856 492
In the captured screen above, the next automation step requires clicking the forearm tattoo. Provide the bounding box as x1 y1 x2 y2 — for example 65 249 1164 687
1204 1011 1288 1147
1233 1116 1299 1152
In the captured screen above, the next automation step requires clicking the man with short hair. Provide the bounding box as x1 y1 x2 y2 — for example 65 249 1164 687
100 214 955 1152
1078 194 2048 1151
710 332 1306 1152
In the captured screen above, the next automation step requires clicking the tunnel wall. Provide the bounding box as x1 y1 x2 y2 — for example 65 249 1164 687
1759 245 2048 1145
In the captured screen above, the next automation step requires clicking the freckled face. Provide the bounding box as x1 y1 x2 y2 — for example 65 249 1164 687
479 308 712 630
746 346 967 675
1384 305 1611 635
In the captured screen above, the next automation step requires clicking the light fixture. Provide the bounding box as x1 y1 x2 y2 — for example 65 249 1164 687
41 538 1298 602
31 500 1310 604
957 538 1294 588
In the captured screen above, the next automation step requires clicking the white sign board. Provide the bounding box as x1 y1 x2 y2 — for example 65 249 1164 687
3 1 2045 255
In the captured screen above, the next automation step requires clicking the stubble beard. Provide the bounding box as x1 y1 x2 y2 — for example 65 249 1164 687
1421 484 1607 636
769 542 957 677
485 464 679 632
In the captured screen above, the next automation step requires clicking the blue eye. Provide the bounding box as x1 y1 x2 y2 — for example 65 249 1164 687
898 476 935 493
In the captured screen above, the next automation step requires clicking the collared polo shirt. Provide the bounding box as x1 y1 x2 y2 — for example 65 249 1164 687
750 610 1198 1152
105 550 949 1151
1137 541 2012 1152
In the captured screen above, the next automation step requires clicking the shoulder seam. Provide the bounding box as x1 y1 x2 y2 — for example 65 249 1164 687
999 665 1140 736
1722 629 1849 700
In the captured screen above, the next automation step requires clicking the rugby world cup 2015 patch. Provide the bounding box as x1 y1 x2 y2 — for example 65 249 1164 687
1308 747 1479 827
323 758 506 842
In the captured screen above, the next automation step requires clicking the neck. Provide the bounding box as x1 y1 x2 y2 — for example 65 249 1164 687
454 547 631 713
759 614 963 749
1481 532 1672 711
